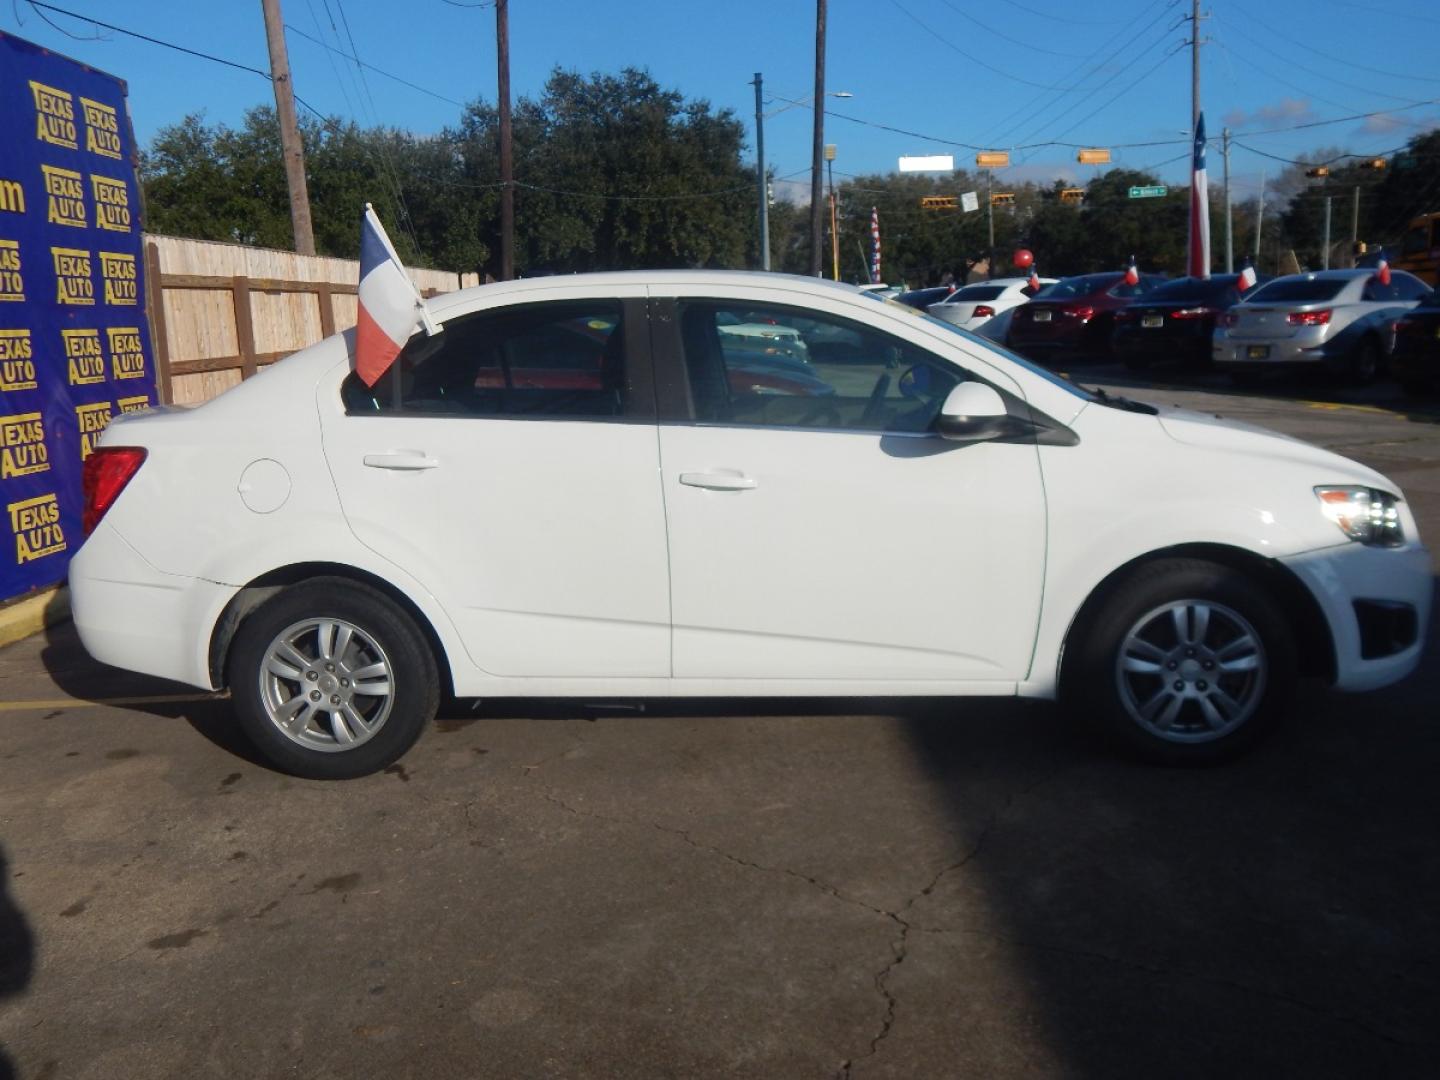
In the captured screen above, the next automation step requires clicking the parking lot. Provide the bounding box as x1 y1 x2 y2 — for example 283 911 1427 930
2 368 1438 1079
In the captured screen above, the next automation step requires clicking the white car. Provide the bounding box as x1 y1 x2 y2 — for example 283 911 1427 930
71 271 1431 778
927 277 1056 331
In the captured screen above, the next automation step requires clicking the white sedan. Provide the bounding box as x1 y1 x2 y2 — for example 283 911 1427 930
71 271 1431 778
927 276 1056 333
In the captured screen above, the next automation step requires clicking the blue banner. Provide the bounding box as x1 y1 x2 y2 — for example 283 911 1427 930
0 32 158 602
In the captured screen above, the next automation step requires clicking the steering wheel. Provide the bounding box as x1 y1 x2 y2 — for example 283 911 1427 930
859 374 892 427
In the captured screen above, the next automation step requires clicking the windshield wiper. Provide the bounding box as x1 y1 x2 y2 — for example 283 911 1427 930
1083 385 1158 415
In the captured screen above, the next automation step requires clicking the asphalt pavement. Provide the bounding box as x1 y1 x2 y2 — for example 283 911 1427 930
1 367 1438 1079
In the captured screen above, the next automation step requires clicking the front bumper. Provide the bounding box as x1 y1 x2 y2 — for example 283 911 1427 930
1280 540 1432 692
68 522 236 691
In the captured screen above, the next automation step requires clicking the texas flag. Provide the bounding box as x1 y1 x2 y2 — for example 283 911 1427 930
355 204 436 386
1189 112 1211 279
1028 264 1041 291
1123 254 1139 287
1238 255 1258 292
869 207 882 284
1375 247 1391 286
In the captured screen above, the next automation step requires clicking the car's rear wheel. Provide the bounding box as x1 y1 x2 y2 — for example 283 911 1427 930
1063 559 1296 765
1349 336 1382 384
229 579 439 779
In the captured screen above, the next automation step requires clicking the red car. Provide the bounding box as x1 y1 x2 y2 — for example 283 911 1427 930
1007 271 1162 362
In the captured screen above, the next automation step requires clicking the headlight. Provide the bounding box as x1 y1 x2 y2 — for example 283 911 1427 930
1314 486 1404 547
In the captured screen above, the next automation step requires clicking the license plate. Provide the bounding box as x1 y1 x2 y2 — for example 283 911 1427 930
1032 309 1051 322
1247 345 1270 359
1141 314 1163 328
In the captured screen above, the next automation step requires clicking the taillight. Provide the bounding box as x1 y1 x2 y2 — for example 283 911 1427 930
82 447 147 535
1221 311 1241 327
1287 309 1332 326
973 305 995 318
1068 306 1096 321
1394 318 1419 335
1171 306 1216 319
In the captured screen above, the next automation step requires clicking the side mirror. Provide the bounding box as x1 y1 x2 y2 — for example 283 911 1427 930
934 382 1033 443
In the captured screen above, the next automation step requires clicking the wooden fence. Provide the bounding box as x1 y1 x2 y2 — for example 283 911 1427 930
142 234 479 405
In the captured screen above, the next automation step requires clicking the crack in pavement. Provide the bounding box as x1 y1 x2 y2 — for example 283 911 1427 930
535 766 1061 1080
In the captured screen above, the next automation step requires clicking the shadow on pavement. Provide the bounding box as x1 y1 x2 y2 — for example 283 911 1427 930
0 847 35 1080
898 576 1440 1074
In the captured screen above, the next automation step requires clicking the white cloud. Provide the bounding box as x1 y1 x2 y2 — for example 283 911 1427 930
1224 97 1317 130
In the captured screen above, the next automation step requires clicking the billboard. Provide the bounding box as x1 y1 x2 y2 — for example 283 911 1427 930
0 32 158 603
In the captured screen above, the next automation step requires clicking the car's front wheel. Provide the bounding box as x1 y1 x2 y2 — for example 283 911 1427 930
1064 559 1296 764
229 578 440 779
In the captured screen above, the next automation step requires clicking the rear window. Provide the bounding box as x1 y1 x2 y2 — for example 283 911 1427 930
1035 274 1116 299
1147 277 1239 302
951 285 1005 301
1246 277 1347 303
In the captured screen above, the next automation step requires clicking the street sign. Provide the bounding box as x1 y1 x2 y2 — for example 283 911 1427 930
899 154 954 173
960 191 979 213
1128 185 1168 199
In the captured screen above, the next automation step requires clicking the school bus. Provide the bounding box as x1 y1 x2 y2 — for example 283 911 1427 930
1396 211 1440 286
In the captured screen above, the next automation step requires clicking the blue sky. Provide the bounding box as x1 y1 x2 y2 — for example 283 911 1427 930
5 0 1437 203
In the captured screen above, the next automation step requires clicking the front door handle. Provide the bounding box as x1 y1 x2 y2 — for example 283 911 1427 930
363 451 439 471
679 471 757 491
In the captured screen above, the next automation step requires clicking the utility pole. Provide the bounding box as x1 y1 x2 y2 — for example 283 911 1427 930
1351 185 1360 265
1254 168 1266 263
809 0 827 277
1222 126 1233 272
1190 0 1203 131
260 0 314 255
1322 195 1332 269
753 73 769 271
986 170 994 277
496 0 514 280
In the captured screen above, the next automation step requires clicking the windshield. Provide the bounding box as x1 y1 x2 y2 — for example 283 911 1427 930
914 308 1097 402
1147 277 1238 302
951 285 1006 301
1246 277 1347 303
1034 274 1116 299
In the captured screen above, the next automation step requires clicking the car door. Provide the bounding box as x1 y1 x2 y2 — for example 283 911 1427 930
320 288 671 679
650 288 1048 684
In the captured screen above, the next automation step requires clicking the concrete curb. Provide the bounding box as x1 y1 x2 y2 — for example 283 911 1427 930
0 586 70 650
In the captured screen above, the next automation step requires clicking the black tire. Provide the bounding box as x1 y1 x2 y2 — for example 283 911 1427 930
1348 336 1382 385
1062 559 1296 765
1085 315 1115 360
229 578 440 779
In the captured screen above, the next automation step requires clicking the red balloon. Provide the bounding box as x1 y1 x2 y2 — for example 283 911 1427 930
1012 248 1034 269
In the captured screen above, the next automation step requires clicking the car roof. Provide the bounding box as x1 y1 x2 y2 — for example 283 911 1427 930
426 269 872 317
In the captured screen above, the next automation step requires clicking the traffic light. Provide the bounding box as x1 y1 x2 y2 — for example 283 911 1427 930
920 196 957 210
1305 166 1330 178
1359 157 1387 170
767 183 774 207
991 192 1015 206
1059 188 1085 204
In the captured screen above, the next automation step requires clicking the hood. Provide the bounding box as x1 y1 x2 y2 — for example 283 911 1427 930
1156 405 1395 491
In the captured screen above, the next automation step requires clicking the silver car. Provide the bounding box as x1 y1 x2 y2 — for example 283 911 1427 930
1213 268 1430 383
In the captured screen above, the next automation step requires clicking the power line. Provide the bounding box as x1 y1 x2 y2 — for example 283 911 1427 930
932 0 1088 59
1233 4 1440 85
284 23 466 106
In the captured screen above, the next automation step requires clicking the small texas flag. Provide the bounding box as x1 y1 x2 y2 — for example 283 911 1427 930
1123 254 1139 287
1375 247 1391 286
1238 255 1257 292
355 204 438 386
1028 264 1041 291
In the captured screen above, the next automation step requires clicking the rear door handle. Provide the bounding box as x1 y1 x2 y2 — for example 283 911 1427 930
363 451 439 471
679 471 757 491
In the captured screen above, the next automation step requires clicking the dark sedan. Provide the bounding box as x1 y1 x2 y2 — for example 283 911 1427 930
1390 289 1440 394
1112 274 1257 370
1007 271 1162 361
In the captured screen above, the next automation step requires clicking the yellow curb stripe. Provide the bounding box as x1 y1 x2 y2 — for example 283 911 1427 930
0 693 226 713
0 586 69 650
1301 400 1398 416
